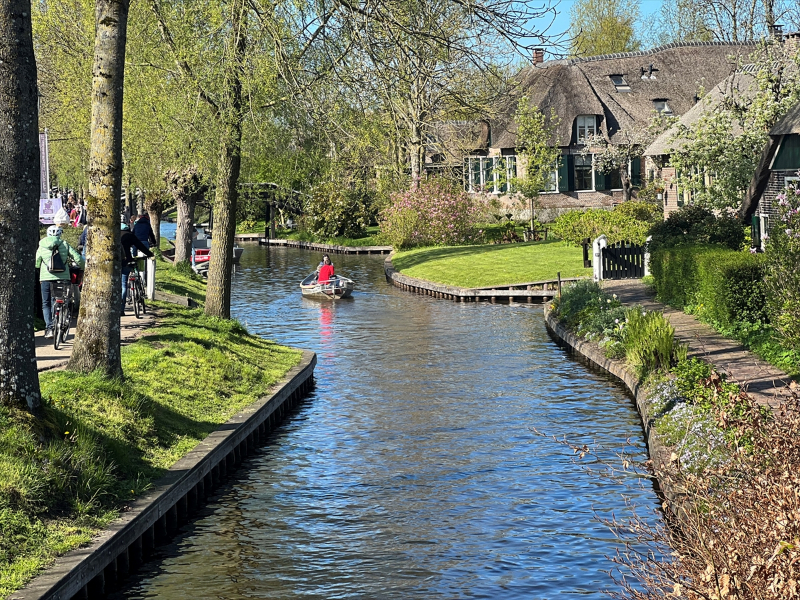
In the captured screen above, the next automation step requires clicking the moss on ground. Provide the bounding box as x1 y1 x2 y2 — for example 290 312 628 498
392 240 591 288
0 305 302 598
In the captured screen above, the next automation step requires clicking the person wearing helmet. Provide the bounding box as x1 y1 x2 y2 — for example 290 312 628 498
120 223 153 315
35 225 84 338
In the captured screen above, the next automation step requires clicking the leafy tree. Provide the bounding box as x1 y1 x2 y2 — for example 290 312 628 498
512 98 561 228
569 0 641 58
0 0 42 410
68 0 131 376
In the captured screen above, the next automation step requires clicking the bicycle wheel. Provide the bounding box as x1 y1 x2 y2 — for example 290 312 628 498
137 279 146 315
53 305 63 350
132 279 141 319
61 301 73 343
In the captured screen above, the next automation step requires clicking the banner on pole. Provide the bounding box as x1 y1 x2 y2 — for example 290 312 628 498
38 130 56 223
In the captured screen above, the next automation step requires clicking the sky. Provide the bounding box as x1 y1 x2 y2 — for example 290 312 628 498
540 0 665 57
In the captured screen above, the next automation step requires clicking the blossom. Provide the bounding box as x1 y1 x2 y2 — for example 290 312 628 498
750 246 758 254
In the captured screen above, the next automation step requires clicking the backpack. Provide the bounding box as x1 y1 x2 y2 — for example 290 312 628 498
48 244 66 273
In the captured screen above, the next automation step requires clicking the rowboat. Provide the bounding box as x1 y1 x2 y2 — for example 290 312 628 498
300 273 355 300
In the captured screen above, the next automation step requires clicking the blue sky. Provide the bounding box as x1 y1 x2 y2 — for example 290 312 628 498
540 0 665 56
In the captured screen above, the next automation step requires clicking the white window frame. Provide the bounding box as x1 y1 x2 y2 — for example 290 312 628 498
653 100 673 115
576 115 597 144
574 153 595 192
465 156 506 194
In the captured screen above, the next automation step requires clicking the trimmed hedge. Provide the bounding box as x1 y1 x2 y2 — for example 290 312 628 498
650 245 767 326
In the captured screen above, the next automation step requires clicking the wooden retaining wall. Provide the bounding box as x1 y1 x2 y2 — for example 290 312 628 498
258 238 392 255
384 255 588 304
13 351 317 600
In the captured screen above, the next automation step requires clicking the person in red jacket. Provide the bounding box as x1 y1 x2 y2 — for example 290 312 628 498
317 254 335 283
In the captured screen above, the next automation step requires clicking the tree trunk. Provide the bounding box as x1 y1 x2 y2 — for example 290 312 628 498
0 0 41 410
621 167 632 202
174 195 196 263
68 0 130 376
409 123 423 191
147 206 163 250
205 0 245 319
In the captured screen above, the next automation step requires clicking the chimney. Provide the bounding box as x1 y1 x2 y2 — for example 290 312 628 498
533 48 545 65
785 31 800 57
769 24 784 40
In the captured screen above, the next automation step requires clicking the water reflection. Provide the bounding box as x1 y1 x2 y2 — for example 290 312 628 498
114 245 660 599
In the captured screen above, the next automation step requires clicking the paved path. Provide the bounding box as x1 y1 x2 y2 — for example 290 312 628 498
36 311 156 372
602 279 793 409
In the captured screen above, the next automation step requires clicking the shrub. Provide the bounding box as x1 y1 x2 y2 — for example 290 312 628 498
647 204 745 252
302 181 373 239
649 245 767 326
764 184 800 351
550 202 660 246
379 179 482 248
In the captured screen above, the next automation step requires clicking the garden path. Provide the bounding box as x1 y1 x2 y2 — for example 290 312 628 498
602 279 793 409
35 312 155 372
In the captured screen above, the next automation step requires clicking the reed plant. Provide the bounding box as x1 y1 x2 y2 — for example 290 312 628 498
622 308 676 378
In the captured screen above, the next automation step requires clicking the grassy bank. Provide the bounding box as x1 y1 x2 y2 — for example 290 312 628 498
1 306 302 597
239 222 386 247
392 240 591 288
154 255 207 305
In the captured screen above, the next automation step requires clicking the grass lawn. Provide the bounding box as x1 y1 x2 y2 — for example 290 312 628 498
392 240 592 288
0 305 302 597
154 255 207 305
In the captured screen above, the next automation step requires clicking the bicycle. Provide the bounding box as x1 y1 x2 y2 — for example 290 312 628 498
51 277 77 351
126 261 146 318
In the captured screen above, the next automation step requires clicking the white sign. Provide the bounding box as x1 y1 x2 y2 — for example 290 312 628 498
39 197 62 225
39 130 50 199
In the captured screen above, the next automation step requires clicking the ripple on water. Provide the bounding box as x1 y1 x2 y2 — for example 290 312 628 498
113 245 660 600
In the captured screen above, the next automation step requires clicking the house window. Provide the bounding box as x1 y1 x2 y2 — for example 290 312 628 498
575 154 593 191
609 74 630 92
504 156 517 192
544 167 558 192
464 156 511 193
653 99 672 115
576 115 597 144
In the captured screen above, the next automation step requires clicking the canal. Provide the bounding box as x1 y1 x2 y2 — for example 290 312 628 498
113 243 660 599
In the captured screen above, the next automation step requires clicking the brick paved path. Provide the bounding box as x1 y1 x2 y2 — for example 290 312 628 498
602 279 792 409
36 312 155 372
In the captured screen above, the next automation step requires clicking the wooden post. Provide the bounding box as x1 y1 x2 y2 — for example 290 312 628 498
270 203 276 239
557 272 562 298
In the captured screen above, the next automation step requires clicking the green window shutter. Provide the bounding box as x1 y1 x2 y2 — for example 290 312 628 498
566 154 575 191
631 157 642 186
595 170 607 191
773 135 800 170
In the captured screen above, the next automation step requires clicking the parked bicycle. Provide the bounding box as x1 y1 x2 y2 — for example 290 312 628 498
125 260 147 318
52 268 83 350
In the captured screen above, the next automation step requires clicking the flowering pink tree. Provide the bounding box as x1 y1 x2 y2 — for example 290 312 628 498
380 179 483 248
764 178 800 349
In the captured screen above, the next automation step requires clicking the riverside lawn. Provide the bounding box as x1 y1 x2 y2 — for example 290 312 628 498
0 260 301 598
392 239 591 288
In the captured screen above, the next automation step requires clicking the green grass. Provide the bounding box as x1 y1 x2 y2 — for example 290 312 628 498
392 240 592 288
154 256 207 305
0 305 302 598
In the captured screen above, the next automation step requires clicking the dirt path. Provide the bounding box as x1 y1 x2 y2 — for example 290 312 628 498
602 279 792 409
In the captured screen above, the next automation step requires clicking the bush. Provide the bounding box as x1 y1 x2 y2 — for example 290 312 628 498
379 179 482 248
650 245 767 326
764 184 800 351
550 201 660 246
647 204 745 252
622 308 677 377
302 181 374 239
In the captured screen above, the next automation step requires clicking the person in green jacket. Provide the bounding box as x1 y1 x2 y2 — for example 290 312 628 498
35 225 85 338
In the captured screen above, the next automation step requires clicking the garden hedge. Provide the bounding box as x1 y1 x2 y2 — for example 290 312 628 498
650 245 767 326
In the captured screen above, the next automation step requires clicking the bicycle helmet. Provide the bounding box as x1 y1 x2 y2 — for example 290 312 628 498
47 225 63 237
121 223 131 231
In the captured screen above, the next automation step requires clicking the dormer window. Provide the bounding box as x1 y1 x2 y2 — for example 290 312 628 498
576 115 597 143
610 74 630 92
653 99 672 114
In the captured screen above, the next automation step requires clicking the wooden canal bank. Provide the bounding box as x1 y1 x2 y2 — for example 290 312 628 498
12 351 317 600
258 238 392 255
384 255 588 304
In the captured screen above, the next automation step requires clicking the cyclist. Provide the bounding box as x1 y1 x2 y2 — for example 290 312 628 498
35 225 84 339
121 223 153 316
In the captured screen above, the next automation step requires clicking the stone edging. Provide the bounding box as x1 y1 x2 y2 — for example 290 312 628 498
384 255 558 303
543 305 680 504
259 239 392 254
13 350 317 600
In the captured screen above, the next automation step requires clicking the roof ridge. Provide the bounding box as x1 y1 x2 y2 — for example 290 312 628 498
541 40 759 67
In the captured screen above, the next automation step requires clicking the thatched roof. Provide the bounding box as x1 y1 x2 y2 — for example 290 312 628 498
426 120 490 166
492 41 757 149
644 69 758 156
770 101 800 134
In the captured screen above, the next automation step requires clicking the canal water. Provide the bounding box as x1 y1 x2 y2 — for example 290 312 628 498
114 241 660 599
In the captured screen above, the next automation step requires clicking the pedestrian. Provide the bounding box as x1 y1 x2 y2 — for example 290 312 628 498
35 225 84 339
120 223 153 316
133 213 156 250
